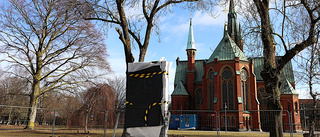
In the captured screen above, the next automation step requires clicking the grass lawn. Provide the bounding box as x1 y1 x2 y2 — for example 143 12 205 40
0 126 305 137
168 130 304 137
0 129 305 137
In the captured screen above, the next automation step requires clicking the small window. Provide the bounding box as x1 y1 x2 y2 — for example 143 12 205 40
185 117 190 124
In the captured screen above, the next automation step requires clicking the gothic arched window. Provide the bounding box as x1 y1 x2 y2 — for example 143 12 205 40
208 70 214 110
241 69 249 110
222 68 234 109
196 88 203 105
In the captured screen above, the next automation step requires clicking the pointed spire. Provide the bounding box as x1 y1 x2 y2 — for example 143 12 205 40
186 17 196 50
238 23 242 38
229 0 235 13
227 0 238 36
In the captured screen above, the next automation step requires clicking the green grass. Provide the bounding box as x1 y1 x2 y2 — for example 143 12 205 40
168 130 303 137
0 125 304 137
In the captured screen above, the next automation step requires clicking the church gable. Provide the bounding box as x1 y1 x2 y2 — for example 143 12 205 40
280 78 298 95
207 25 248 63
172 81 189 96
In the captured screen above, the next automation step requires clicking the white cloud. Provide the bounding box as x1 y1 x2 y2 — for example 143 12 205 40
193 9 225 27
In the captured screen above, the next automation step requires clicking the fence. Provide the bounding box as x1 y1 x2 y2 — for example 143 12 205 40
0 105 319 137
0 105 126 137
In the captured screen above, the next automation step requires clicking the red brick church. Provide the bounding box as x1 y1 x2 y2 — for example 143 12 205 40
171 0 301 132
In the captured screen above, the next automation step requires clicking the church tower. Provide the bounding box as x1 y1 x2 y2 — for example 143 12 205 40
186 17 196 109
186 17 196 71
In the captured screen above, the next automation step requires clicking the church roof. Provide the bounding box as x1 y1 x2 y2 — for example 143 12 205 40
186 18 196 50
252 57 295 83
171 81 189 96
174 60 206 85
207 25 248 63
280 77 298 94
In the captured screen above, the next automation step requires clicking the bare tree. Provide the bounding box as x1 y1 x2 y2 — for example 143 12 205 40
76 0 216 64
295 32 320 136
108 76 126 109
82 83 115 133
37 92 83 126
75 1 216 136
0 0 109 129
0 76 29 125
238 0 320 136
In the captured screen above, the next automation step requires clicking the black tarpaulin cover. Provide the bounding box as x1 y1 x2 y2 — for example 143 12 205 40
125 65 164 128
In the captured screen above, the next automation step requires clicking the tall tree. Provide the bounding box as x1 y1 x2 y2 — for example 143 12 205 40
0 0 109 129
76 0 216 64
239 0 320 136
75 1 216 135
82 83 115 133
295 33 320 136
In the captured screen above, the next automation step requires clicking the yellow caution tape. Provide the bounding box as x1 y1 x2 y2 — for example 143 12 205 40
144 102 163 122
128 71 168 78
126 101 133 105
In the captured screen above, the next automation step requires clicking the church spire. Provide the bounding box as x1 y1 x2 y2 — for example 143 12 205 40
186 17 196 50
227 0 244 51
227 0 238 40
229 0 235 13
186 16 196 72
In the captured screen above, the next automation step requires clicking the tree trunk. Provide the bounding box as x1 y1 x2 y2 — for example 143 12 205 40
308 82 316 137
25 96 39 129
7 108 12 125
85 111 89 134
261 68 283 137
25 81 41 129
139 48 147 62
